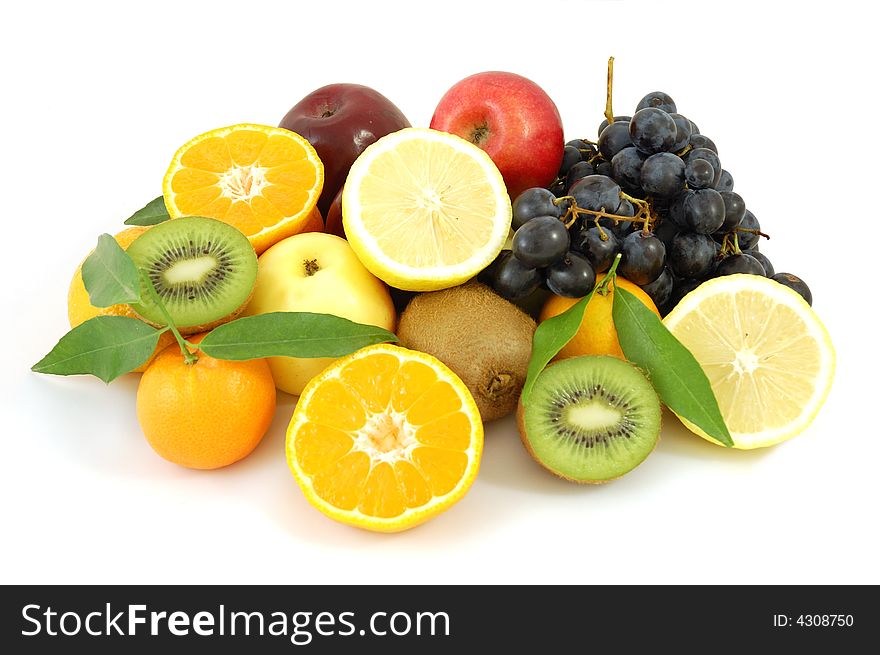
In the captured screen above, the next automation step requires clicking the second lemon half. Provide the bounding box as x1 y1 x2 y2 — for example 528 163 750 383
342 127 512 291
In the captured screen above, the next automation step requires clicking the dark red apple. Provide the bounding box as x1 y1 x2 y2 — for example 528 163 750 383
279 83 411 217
430 71 564 199
324 186 345 239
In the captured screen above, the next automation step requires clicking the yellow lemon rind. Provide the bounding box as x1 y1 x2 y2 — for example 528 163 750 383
662 274 835 449
341 127 511 292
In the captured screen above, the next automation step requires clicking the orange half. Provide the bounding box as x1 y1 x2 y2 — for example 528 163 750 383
163 124 323 254
286 344 483 532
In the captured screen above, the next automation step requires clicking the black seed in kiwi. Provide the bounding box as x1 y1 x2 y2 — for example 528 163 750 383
126 216 257 334
517 355 661 483
396 281 536 422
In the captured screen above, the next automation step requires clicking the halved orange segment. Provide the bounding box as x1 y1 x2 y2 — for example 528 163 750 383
163 124 323 254
286 344 483 532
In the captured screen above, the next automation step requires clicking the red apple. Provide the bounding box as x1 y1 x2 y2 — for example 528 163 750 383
324 186 345 239
430 71 564 199
279 83 411 217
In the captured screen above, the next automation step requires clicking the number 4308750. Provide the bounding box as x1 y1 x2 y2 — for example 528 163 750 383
797 615 854 627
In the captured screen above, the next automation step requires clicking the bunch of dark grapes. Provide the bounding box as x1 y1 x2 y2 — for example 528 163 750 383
485 85 813 311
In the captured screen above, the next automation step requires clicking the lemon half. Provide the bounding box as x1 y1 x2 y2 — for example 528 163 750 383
662 274 834 449
342 127 511 291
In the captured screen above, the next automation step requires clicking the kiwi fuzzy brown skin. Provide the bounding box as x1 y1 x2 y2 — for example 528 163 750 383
516 358 662 484
396 281 536 422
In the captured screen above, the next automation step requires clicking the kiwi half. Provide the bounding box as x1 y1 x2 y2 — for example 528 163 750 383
517 355 661 483
126 216 257 334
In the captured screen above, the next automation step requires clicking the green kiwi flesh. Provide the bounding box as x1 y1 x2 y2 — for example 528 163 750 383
126 216 257 334
518 355 661 483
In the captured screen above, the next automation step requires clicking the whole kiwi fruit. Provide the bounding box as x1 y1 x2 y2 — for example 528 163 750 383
396 281 536 422
517 355 661 483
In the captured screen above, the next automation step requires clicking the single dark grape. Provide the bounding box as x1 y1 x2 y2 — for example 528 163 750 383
688 134 718 154
598 121 633 160
669 113 693 152
576 225 620 273
619 231 666 285
653 217 680 248
489 251 542 300
640 152 685 197
683 188 725 234
669 232 717 279
630 108 677 155
748 251 774 277
595 161 613 178
771 273 812 305
712 240 723 272
597 115 631 137
615 198 636 216
567 139 598 161
640 265 674 307
685 158 715 190
565 161 595 190
569 175 621 212
667 278 702 310
668 191 691 227
512 215 570 268
559 145 582 177
686 147 722 187
716 169 734 192
610 147 646 190
549 178 567 198
688 119 700 135
737 210 761 249
714 253 765 277
636 91 677 114
718 191 746 231
546 251 596 298
512 187 564 229
599 198 635 237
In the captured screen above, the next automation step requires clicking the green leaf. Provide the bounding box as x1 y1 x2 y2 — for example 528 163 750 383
612 286 733 447
124 196 170 226
32 316 166 383
521 286 599 406
198 312 398 360
81 234 141 307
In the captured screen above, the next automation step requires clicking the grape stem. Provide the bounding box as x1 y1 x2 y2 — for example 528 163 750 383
596 253 622 297
139 270 198 366
736 226 770 240
718 227 771 256
604 57 615 129
554 194 655 237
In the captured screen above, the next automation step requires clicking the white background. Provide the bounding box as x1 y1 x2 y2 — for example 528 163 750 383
2 0 877 585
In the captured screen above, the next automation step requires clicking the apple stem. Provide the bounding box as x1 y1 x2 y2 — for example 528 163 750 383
604 57 615 129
